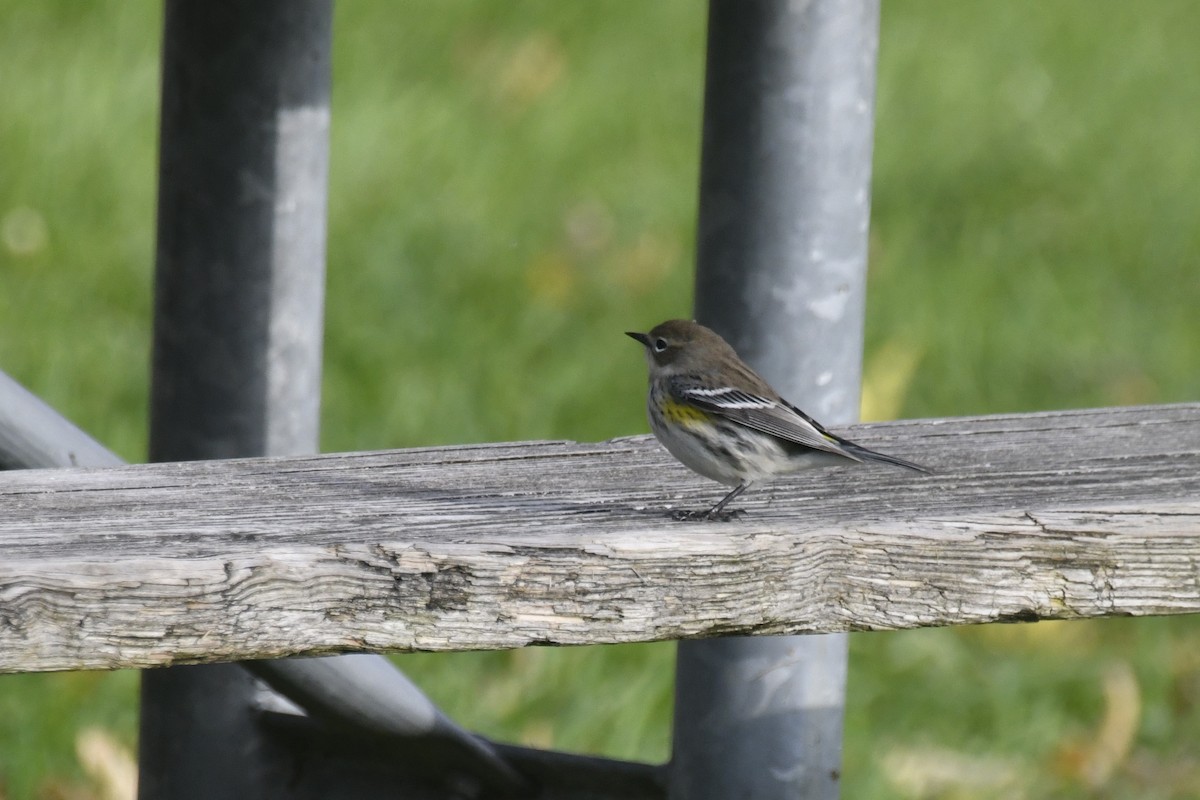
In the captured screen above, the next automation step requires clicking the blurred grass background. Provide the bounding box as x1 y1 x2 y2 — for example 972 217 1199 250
2 1 1199 798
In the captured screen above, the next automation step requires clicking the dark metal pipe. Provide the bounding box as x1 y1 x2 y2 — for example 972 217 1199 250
147 0 330 465
139 3 334 797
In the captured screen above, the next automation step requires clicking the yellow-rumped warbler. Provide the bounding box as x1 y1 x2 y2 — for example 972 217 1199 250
628 319 929 520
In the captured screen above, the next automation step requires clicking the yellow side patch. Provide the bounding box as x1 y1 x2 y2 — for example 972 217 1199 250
660 398 711 426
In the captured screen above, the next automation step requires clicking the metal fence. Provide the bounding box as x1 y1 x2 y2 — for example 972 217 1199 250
4 1 1197 798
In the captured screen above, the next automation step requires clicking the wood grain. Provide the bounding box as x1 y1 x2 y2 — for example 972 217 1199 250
1 403 1198 673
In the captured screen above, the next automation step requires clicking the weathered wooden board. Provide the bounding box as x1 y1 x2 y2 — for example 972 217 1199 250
1 404 1198 673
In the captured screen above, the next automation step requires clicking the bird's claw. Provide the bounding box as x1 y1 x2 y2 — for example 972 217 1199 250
669 507 746 522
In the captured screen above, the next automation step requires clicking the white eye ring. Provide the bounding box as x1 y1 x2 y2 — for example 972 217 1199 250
653 338 668 352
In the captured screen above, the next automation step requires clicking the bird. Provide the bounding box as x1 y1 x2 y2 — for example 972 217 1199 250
627 319 929 520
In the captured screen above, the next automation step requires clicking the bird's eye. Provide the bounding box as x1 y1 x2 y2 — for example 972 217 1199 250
653 338 668 352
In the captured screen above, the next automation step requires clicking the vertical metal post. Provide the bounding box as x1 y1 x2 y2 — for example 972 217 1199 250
672 1 880 799
138 1 331 798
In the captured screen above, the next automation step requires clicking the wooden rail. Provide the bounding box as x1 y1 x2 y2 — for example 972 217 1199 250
2 403 1198 674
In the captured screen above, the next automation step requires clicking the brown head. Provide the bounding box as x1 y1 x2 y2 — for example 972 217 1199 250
625 319 744 376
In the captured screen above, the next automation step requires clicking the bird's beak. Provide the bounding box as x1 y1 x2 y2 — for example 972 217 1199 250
626 331 650 346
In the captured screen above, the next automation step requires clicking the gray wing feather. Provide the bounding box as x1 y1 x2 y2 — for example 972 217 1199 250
671 380 861 460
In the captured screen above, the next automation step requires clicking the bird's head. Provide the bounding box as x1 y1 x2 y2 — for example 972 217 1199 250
625 319 737 375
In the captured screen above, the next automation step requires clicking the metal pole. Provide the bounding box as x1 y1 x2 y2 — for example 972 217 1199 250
0 370 123 469
672 1 880 798
0 379 529 793
136 2 658 795
139 1 332 798
147 0 330 463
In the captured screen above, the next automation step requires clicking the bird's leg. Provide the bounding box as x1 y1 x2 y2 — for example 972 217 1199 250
669 483 751 522
706 482 749 519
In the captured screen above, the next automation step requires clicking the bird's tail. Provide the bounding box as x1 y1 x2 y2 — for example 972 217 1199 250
841 442 932 474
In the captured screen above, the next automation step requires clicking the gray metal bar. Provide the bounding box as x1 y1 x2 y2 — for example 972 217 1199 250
147 0 329 463
244 657 529 793
0 375 530 792
139 1 334 797
0 371 640 796
0 370 123 469
137 3 545 797
260 707 668 799
673 1 881 798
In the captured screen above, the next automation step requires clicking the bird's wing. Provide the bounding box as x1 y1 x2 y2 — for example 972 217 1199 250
670 378 862 461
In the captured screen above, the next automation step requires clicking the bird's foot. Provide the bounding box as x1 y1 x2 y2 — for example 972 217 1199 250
669 507 746 522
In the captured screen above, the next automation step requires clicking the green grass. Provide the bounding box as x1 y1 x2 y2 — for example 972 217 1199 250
2 1 1199 798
